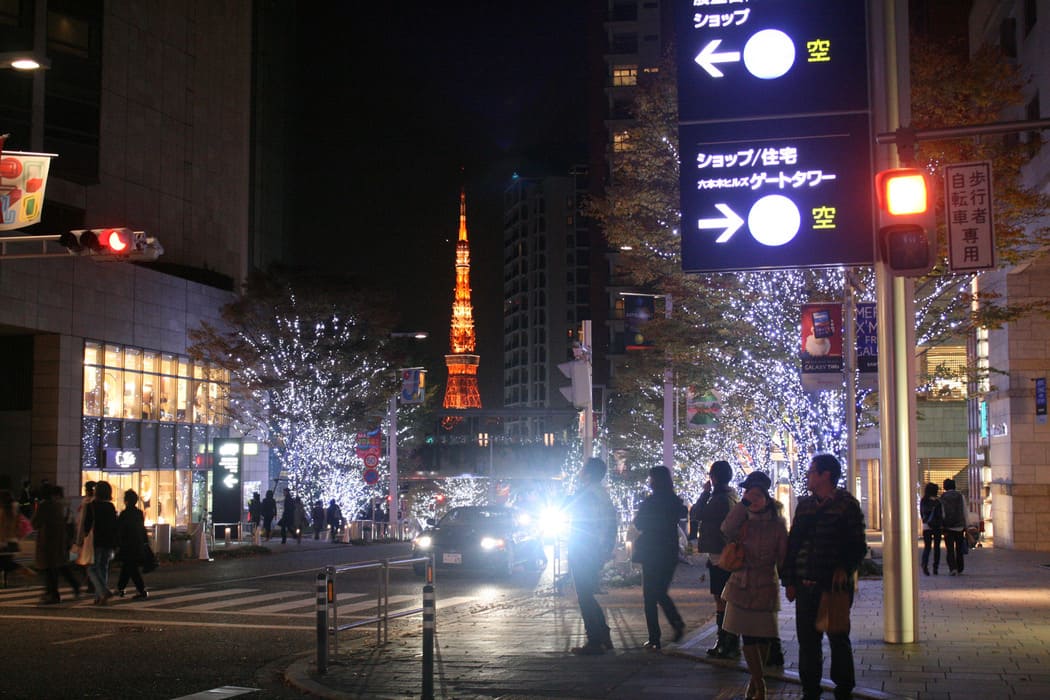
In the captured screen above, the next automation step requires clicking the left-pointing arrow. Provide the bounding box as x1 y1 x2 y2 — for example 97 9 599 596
694 39 741 78
223 474 238 489
698 203 745 243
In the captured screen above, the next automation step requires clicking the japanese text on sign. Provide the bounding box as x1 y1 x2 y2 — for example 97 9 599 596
944 161 995 272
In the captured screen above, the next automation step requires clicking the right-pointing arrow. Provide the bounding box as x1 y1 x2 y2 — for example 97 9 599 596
694 39 741 78
698 204 745 243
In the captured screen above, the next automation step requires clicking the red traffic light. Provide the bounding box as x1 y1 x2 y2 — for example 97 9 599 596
874 168 937 277
97 228 133 253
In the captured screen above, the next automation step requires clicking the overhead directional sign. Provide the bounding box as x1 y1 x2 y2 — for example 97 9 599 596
676 0 869 123
680 113 874 272
675 0 873 273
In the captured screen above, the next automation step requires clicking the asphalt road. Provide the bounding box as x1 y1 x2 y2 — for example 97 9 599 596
0 540 546 699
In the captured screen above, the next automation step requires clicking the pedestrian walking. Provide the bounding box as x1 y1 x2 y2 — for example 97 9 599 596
919 482 943 576
311 500 326 540
115 489 149 599
940 478 968 575
326 499 344 542
693 459 741 659
261 490 277 540
31 485 81 604
782 454 867 700
632 466 687 650
567 457 618 655
278 488 294 544
721 471 787 700
248 492 262 541
1 489 22 583
293 497 307 544
83 480 118 605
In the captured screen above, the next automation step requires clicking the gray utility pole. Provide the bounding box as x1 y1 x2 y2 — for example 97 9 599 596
872 0 920 645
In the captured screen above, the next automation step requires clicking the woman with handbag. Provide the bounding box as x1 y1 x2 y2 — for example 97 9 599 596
631 466 688 650
721 471 788 700
115 489 149 599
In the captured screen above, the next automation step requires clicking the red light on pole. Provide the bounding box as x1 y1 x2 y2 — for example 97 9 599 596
874 168 937 276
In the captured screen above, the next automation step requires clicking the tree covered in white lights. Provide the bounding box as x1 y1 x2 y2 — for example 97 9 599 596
189 270 399 518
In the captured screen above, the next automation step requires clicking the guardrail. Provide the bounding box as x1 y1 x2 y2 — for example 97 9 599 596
316 554 433 674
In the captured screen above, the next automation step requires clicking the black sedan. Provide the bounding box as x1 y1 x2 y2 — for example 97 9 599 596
411 505 547 576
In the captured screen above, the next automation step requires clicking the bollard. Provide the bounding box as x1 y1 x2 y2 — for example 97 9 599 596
316 572 328 674
422 581 435 700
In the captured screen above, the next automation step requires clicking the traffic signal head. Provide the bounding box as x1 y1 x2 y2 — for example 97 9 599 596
875 168 937 277
59 228 164 261
557 359 591 409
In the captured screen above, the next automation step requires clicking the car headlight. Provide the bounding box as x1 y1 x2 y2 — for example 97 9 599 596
414 534 433 550
480 536 505 551
539 506 570 538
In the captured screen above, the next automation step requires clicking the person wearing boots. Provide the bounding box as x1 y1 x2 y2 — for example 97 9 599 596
782 454 867 700
693 459 740 659
632 466 688 650
721 471 788 700
919 482 943 575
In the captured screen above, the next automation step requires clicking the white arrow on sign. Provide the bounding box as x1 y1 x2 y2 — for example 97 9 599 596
694 39 741 78
698 203 745 242
223 473 239 489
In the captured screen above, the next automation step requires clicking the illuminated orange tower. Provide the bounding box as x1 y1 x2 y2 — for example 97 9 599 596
442 188 482 419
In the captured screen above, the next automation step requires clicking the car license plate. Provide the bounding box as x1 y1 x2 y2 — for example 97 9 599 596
442 552 462 565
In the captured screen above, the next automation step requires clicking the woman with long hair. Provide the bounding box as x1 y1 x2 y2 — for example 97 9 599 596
919 482 943 575
721 472 788 700
83 480 118 604
632 465 688 650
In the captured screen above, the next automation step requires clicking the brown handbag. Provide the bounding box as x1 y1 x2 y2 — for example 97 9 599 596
719 519 748 571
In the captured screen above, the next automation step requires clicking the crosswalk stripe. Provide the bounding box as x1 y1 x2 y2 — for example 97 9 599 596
184 591 302 611
251 590 367 614
137 588 256 607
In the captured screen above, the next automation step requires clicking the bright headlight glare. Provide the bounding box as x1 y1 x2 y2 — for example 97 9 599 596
415 535 433 549
480 536 504 550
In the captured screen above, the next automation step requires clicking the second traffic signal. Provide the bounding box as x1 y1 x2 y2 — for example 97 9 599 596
59 228 135 257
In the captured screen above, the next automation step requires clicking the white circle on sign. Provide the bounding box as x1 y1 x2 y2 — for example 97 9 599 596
743 29 795 80
748 195 801 246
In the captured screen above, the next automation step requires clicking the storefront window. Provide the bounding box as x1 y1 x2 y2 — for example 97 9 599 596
83 342 102 416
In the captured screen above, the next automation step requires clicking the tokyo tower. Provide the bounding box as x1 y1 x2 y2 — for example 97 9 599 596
442 188 482 419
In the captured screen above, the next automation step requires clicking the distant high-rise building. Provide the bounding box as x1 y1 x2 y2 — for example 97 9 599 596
443 189 483 418
502 172 590 440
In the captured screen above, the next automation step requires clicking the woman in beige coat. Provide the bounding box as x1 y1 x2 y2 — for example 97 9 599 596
721 471 788 700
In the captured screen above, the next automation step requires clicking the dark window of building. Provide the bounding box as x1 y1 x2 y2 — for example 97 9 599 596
610 33 638 54
610 2 637 22
1024 0 1036 36
1000 18 1017 57
45 0 103 183
0 336 33 410
1026 93 1041 154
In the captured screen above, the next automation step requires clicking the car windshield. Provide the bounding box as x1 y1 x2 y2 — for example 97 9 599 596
439 508 514 528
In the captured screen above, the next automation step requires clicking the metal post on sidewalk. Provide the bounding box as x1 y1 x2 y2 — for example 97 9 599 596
421 559 435 700
316 571 328 674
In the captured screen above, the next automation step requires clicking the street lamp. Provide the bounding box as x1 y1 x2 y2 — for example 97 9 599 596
0 52 51 71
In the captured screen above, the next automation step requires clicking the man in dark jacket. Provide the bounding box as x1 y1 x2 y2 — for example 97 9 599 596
261 490 277 540
782 454 867 700
567 457 618 655
693 459 740 658
32 485 81 604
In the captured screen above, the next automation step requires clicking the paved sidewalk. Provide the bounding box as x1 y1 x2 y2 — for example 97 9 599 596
286 541 1050 699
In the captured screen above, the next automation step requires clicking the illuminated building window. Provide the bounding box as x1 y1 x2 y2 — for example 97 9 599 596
613 131 632 152
918 345 968 401
612 65 638 86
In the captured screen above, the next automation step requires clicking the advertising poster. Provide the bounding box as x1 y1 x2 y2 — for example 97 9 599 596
801 302 843 392
0 150 53 230
686 388 721 430
855 302 878 390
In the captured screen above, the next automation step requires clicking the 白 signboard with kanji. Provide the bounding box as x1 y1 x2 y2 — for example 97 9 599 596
944 161 996 272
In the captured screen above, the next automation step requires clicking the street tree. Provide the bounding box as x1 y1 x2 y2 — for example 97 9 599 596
189 269 399 517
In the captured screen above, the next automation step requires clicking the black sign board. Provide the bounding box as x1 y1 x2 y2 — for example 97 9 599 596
211 438 243 524
675 0 873 273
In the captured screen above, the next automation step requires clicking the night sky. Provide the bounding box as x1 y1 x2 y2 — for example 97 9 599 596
291 2 591 405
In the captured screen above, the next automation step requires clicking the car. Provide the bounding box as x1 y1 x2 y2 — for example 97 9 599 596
411 505 547 576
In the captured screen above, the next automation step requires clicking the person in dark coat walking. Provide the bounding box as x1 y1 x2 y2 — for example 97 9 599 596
31 485 81 604
115 489 149 599
693 459 742 659
919 482 943 576
311 500 326 540
261 490 277 540
326 499 343 543
279 488 295 544
83 480 118 605
632 466 688 650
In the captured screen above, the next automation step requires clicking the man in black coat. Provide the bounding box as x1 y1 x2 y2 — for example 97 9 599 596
567 457 618 655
